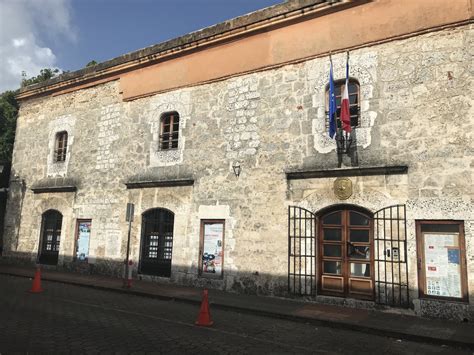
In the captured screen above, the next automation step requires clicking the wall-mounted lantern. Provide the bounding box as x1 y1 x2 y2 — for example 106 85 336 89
232 162 241 177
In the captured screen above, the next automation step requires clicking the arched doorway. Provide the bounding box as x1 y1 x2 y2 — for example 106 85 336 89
139 208 174 277
38 209 63 265
289 204 409 306
318 206 374 300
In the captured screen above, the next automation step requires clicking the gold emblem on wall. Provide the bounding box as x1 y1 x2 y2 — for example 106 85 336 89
334 178 352 200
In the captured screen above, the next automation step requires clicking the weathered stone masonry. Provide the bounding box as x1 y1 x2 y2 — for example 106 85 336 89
3 5 473 321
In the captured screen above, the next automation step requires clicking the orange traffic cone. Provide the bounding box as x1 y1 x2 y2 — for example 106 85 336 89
29 266 43 293
195 289 213 326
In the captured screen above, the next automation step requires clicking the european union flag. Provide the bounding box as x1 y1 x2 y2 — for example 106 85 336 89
328 59 337 139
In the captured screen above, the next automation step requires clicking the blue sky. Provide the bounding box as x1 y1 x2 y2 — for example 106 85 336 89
0 0 282 91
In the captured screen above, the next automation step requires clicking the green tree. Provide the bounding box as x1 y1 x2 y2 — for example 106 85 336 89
86 60 98 67
0 90 19 162
21 68 61 87
1 68 63 163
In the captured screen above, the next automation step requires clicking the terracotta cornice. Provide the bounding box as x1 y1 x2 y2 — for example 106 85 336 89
16 0 361 101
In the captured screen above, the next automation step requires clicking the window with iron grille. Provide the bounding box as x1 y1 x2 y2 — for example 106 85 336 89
325 79 360 129
55 131 68 162
159 112 179 150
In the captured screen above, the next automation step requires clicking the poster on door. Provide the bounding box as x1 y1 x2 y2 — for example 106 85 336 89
76 221 91 262
424 233 461 298
201 222 224 277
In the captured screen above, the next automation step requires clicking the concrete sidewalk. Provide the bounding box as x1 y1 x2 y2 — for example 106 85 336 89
1 263 473 350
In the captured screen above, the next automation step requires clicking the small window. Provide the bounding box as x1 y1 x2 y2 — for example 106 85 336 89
159 112 179 150
55 131 68 162
325 79 360 129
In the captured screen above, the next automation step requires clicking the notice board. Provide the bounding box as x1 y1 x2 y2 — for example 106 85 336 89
200 221 224 278
75 220 91 262
423 232 462 298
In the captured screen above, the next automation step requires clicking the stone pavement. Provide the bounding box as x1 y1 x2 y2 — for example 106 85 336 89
2 274 467 354
1 263 473 350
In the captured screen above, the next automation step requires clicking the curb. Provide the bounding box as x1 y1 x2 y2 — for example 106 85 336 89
2 271 473 350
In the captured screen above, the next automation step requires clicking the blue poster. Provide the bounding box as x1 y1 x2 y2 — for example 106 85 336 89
448 249 460 265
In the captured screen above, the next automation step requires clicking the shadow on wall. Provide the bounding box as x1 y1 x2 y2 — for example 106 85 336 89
0 162 12 255
0 251 290 298
1 251 473 321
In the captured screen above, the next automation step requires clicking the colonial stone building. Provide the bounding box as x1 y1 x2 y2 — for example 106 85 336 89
3 0 473 320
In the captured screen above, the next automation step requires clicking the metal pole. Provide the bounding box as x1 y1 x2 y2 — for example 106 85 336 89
124 219 132 287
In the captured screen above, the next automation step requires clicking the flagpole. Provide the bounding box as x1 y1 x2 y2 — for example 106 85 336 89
328 52 337 140
330 52 339 138
345 50 349 141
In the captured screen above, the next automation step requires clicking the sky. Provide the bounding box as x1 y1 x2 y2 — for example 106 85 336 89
0 0 282 92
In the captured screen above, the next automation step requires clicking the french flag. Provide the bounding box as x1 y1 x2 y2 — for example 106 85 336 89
340 54 352 133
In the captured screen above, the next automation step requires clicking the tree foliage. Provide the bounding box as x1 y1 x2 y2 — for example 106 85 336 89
21 68 61 88
1 68 62 163
86 60 98 67
0 90 19 162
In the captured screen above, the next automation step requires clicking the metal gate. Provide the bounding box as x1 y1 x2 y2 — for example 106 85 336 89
288 204 409 306
374 204 409 307
288 206 316 296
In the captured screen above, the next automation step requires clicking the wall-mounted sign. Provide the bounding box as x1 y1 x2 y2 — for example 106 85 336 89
423 232 462 298
200 220 225 278
75 219 91 262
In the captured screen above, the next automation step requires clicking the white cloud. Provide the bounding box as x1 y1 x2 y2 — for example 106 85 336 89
12 38 26 47
0 0 76 92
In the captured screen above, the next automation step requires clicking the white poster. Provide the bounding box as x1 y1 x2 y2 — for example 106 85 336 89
76 221 91 262
201 222 224 277
424 233 461 298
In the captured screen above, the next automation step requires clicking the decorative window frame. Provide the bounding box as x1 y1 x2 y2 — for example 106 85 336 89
47 115 75 177
148 100 190 168
308 52 377 154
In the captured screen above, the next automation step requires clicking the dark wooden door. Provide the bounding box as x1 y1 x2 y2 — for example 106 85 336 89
38 210 62 265
139 209 174 277
318 209 374 300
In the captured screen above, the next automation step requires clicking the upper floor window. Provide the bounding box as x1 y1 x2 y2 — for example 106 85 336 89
159 112 179 150
326 79 360 129
55 131 68 162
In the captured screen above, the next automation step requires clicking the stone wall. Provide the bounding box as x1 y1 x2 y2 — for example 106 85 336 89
4 24 473 319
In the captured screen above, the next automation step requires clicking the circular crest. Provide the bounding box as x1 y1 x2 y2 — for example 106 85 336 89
333 177 352 200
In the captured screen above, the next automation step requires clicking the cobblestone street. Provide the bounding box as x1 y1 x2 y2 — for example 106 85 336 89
0 275 469 354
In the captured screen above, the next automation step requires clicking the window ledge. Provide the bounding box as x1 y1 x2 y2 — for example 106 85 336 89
286 166 408 180
31 186 77 194
125 179 194 189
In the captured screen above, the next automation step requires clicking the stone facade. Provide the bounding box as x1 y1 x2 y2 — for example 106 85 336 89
3 23 473 320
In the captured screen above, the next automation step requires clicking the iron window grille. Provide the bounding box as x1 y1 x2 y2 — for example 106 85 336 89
159 112 179 150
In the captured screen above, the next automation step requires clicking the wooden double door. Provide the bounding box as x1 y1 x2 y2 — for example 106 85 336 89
318 209 374 300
